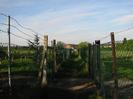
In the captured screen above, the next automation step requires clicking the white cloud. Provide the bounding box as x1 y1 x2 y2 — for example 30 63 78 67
0 0 35 7
10 5 115 44
17 7 95 34
113 14 133 24
48 30 98 44
1 0 133 45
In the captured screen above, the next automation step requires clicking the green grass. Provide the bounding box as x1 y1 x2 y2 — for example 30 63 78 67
0 46 133 80
0 59 38 73
0 48 38 73
101 47 133 80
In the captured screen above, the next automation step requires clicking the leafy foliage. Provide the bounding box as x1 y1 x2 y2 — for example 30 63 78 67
56 41 64 49
0 50 7 59
77 42 89 49
101 39 133 80
116 39 133 51
28 35 40 65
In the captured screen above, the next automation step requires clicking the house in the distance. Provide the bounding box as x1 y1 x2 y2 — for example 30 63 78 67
64 44 77 49
101 41 123 48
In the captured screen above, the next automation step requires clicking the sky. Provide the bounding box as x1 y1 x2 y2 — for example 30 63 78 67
0 0 133 45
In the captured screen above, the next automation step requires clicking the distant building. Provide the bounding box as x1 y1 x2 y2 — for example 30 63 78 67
64 44 77 49
102 41 123 48
102 42 111 48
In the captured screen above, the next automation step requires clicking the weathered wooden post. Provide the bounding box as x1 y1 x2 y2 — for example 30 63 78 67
8 16 12 88
88 44 92 79
95 40 101 86
89 43 94 80
111 32 118 99
6 16 13 99
53 39 57 73
93 43 96 81
39 35 48 87
95 40 103 99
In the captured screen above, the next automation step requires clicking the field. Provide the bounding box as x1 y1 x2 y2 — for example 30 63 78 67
101 46 133 81
0 43 133 99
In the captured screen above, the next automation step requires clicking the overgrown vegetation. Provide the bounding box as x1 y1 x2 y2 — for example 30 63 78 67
0 47 38 73
101 39 133 80
0 39 133 81
59 50 88 77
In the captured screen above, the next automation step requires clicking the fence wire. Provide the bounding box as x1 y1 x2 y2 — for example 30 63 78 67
0 15 43 99
115 32 133 98
100 31 133 99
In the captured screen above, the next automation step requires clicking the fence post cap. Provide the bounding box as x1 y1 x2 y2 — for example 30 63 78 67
95 40 100 45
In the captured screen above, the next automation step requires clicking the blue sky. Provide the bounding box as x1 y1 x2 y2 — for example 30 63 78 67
0 0 133 45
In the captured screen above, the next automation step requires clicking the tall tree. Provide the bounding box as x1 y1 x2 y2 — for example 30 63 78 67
77 42 89 49
56 41 64 49
34 35 40 65
77 42 90 61
28 34 40 65
123 37 127 44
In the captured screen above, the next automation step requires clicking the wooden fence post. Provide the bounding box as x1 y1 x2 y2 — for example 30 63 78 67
53 39 57 73
95 40 103 99
93 43 96 81
40 35 48 87
89 43 94 80
111 32 118 99
88 44 92 79
95 40 101 87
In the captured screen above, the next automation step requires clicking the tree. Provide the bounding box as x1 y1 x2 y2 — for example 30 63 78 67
77 42 90 61
55 41 65 71
28 34 40 65
34 35 40 65
123 37 127 44
0 49 7 64
28 40 34 49
34 35 39 47
77 42 89 49
56 41 64 49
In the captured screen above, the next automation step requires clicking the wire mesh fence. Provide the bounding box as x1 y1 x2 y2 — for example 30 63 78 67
44 41 93 80
100 31 133 99
115 32 133 99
